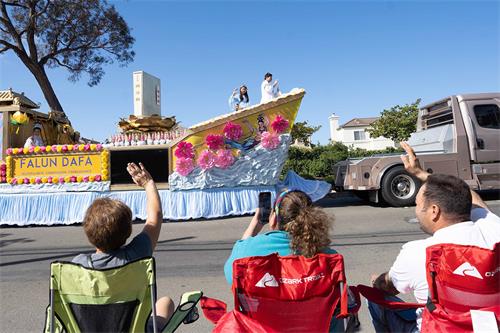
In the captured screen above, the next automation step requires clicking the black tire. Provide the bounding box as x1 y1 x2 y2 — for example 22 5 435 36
380 166 421 207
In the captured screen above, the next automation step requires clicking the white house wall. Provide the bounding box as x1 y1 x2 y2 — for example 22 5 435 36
331 126 396 151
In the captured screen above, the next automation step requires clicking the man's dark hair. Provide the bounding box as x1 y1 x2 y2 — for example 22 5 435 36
264 72 272 80
423 174 472 222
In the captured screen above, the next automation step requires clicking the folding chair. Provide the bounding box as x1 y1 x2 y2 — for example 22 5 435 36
421 242 500 333
202 253 351 332
43 257 202 333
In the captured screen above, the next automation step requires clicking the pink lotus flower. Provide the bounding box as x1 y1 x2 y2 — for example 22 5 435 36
223 122 243 141
261 131 280 150
83 176 89 182
73 144 79 151
0 170 6 177
197 150 216 170
174 141 195 159
40 146 46 153
205 134 225 150
70 176 77 182
51 145 57 152
215 149 235 169
96 144 102 151
62 145 68 152
94 175 102 182
17 148 24 155
84 144 90 151
271 115 289 134
29 146 35 153
23 178 30 184
59 176 65 183
35 177 42 184
0 176 5 183
10 178 17 185
47 176 53 183
6 148 12 155
0 163 6 171
175 157 195 176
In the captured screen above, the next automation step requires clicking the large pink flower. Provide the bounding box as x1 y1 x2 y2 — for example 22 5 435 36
261 131 280 150
271 115 289 134
174 141 195 159
205 134 225 150
175 157 195 176
223 121 243 141
197 149 216 170
215 149 235 169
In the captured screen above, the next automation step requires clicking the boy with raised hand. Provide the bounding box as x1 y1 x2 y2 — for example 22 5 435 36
72 162 174 331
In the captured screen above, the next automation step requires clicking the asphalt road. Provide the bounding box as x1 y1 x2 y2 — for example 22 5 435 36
1 193 499 333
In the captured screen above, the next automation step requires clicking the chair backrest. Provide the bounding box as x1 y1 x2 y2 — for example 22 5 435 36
421 242 500 333
425 242 500 312
231 253 348 332
45 257 156 333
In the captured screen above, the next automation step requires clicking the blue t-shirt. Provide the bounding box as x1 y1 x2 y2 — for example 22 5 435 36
223 230 337 285
72 232 152 269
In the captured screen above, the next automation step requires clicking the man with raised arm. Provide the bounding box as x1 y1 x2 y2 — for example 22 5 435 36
72 162 174 332
368 142 500 332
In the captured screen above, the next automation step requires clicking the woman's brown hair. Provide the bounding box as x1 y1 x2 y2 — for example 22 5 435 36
83 198 132 252
276 191 332 257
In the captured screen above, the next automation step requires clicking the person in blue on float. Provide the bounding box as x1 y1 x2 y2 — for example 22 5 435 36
228 85 250 111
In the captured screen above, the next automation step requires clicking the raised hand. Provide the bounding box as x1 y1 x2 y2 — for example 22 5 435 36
127 162 153 187
400 142 429 181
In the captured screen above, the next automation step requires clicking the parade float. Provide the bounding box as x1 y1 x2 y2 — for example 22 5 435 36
0 88 331 226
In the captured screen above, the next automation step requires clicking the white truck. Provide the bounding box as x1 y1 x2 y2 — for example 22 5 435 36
334 93 500 206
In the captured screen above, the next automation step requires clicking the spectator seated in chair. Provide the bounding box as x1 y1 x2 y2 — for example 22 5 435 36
72 163 174 332
368 142 500 332
224 189 355 331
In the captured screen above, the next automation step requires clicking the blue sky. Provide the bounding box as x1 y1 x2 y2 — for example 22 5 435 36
1 1 499 144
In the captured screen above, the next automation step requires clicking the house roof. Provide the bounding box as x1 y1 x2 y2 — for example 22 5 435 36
0 89 39 109
340 117 379 128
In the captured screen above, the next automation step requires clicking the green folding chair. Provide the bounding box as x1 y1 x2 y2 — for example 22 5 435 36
43 257 202 333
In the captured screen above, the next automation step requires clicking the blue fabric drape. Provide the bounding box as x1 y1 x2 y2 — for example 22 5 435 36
0 171 331 226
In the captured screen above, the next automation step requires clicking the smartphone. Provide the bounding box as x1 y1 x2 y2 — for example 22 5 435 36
258 192 272 224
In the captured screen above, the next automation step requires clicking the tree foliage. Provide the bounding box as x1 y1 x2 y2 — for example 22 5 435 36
367 99 421 143
291 121 321 146
282 142 401 183
0 0 135 118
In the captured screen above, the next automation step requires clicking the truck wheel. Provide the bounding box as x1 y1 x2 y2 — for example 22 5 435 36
380 166 421 207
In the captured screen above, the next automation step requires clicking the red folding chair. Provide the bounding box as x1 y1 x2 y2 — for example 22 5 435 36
202 253 351 332
421 242 500 333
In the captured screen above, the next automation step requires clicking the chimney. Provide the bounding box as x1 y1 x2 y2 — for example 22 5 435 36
328 113 341 142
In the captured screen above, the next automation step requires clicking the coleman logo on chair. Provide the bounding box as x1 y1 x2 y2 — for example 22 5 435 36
452 262 483 279
255 273 279 287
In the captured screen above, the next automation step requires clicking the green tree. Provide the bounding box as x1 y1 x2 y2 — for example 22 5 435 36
368 99 421 143
291 121 321 146
0 0 135 122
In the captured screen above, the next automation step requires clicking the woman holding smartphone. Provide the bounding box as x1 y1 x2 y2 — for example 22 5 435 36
223 189 337 284
223 190 351 331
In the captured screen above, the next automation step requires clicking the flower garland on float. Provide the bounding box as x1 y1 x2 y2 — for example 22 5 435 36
4 144 109 185
173 114 289 176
